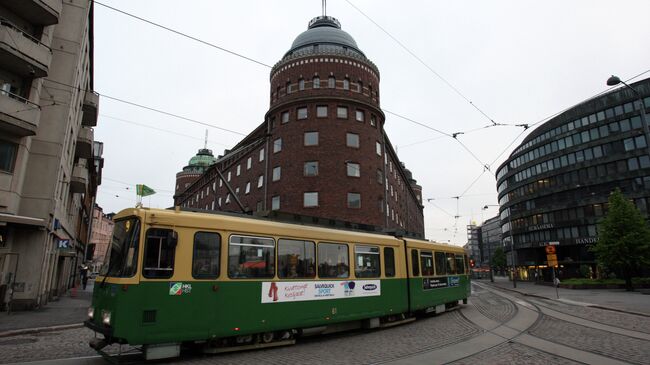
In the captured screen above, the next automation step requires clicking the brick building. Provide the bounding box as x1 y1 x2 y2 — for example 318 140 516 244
174 15 424 237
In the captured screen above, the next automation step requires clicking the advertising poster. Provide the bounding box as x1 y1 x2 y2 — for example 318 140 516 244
261 280 381 303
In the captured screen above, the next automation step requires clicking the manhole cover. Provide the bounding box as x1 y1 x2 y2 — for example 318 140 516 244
0 338 38 346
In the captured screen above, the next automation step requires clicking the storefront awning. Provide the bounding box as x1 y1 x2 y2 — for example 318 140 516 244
0 213 46 227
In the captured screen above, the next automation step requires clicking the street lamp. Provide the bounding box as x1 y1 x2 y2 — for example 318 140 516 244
607 75 650 158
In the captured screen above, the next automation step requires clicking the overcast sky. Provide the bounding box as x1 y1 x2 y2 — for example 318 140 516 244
93 0 650 245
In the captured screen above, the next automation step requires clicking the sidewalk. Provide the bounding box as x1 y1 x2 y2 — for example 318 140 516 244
478 276 650 316
0 282 93 337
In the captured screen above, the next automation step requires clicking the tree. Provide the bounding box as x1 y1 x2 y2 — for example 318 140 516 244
591 189 650 291
491 247 507 273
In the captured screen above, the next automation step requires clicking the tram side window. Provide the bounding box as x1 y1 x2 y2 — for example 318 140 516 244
435 252 447 276
455 254 465 274
228 235 275 278
446 253 457 274
464 254 469 273
384 247 395 277
192 232 221 279
411 249 420 276
355 245 380 278
318 242 349 278
278 239 316 278
143 229 177 279
106 218 141 278
420 251 434 276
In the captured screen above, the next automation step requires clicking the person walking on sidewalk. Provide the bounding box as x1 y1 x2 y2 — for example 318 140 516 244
80 263 89 290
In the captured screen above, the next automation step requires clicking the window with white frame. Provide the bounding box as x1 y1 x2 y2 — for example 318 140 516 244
227 171 231 182
273 138 282 153
346 133 359 148
328 76 335 88
298 78 305 91
376 142 382 156
257 175 264 188
313 76 320 89
304 132 318 146
347 193 361 209
347 162 360 177
316 105 328 117
272 195 280 210
272 166 281 181
236 164 241 176
245 182 250 194
356 110 364 122
304 192 318 207
247 157 252 170
343 78 350 90
281 111 289 124
337 106 348 119
370 115 376 127
304 161 318 176
297 107 308 120
259 148 265 162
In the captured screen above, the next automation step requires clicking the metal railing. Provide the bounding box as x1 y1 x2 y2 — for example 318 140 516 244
0 17 51 50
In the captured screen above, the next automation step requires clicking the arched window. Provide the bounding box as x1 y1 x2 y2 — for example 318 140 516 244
298 78 305 91
286 81 292 94
328 76 336 88
343 78 350 90
357 80 363 93
313 76 320 89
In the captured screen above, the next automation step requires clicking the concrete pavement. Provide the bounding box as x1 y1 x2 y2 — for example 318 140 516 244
0 283 92 337
478 275 650 316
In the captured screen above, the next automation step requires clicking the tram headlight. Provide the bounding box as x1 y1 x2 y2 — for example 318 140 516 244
87 306 94 319
101 310 112 325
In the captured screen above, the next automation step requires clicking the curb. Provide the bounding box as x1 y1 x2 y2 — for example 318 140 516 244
479 281 650 318
0 323 84 338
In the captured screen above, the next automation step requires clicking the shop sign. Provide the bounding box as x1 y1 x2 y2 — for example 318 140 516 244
57 239 70 249
528 224 554 231
261 280 380 303
576 237 597 244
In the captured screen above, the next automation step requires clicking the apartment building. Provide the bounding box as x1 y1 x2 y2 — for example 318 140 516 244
0 0 102 310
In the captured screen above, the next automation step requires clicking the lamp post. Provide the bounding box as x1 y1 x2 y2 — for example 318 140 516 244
607 75 650 157
481 205 496 282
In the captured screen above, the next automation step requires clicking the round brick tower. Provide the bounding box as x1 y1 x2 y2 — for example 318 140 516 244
264 15 388 227
175 148 217 197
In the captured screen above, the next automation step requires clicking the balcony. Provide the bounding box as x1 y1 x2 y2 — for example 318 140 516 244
82 90 99 126
75 126 93 159
70 162 88 194
0 91 40 136
0 19 51 77
0 0 61 26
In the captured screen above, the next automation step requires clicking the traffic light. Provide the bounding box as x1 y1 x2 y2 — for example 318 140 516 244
469 259 475 268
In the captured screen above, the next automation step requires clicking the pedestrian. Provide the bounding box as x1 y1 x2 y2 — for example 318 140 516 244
553 276 560 288
80 263 89 290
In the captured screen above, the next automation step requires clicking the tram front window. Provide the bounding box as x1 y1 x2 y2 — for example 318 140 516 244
102 217 141 278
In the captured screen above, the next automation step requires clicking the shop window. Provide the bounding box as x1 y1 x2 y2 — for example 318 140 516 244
278 239 315 278
318 242 349 278
143 228 177 278
355 245 380 278
228 235 275 278
192 232 221 279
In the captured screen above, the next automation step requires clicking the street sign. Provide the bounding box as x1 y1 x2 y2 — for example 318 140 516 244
545 245 556 254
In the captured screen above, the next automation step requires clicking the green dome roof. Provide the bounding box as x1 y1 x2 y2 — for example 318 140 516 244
184 148 216 172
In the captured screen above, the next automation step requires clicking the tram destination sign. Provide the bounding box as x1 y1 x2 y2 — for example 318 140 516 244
422 276 460 290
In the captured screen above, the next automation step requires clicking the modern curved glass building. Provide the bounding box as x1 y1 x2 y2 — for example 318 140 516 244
496 77 650 280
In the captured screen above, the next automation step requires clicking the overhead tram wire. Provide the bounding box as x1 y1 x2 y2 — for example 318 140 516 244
344 0 499 126
92 1 272 69
43 78 247 137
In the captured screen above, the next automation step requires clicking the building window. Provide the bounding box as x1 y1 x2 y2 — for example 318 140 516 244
257 175 264 188
245 182 251 194
377 169 383 184
357 80 363 93
227 171 232 182
298 78 305 91
346 133 359 148
286 81 292 94
235 187 240 195
304 161 319 176
273 138 282 153
313 76 320 89
236 164 241 176
304 192 318 207
347 192 361 208
304 132 319 146
356 110 364 122
317 105 328 117
0 141 17 173
247 157 252 170
219 179 223 187
271 195 280 210
272 166 281 181
278 239 316 278
343 78 350 90
259 148 265 162
376 142 382 156
347 162 360 177
297 107 308 120
328 76 335 88
281 111 289 124
318 242 349 278
228 235 275 278
337 106 348 119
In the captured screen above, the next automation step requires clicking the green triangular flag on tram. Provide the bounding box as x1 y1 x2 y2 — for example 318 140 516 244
136 184 156 197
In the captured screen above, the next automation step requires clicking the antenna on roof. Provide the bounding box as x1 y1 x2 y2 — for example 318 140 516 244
204 129 208 149
322 0 326 16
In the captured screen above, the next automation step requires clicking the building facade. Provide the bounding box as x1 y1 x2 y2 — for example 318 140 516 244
174 147 217 197
174 15 424 236
479 216 502 267
0 0 102 310
87 205 113 273
496 77 650 280
465 223 481 263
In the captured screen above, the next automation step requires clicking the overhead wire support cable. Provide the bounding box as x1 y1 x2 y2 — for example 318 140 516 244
92 1 273 69
345 0 498 126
